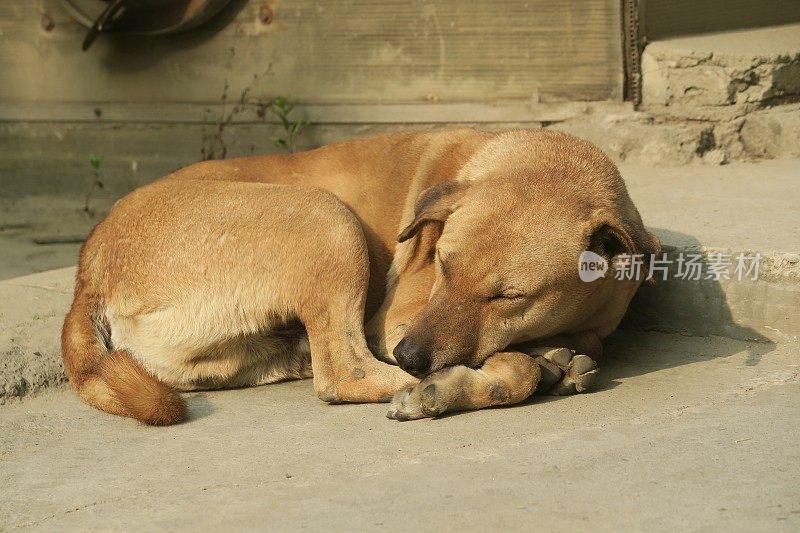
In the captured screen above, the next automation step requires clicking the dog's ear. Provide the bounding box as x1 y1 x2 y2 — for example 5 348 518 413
587 216 662 283
397 181 467 243
587 224 633 260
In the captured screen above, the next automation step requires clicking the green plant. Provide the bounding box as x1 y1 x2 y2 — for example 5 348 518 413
267 97 306 153
201 58 273 161
83 155 104 216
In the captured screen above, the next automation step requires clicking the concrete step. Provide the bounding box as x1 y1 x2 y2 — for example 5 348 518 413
1 330 798 529
637 24 800 163
641 23 800 121
1 159 799 404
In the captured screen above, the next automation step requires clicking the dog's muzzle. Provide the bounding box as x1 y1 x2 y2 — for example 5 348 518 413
393 337 431 378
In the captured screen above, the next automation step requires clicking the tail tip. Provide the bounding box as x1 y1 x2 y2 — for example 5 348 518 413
140 391 187 426
101 350 189 426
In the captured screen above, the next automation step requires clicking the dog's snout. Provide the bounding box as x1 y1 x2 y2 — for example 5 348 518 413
393 337 431 377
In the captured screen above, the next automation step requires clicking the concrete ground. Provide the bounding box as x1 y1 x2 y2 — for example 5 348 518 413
1 331 798 531
623 158 800 251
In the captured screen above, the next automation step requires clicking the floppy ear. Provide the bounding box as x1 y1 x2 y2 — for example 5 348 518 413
587 224 631 259
397 181 467 243
587 217 662 283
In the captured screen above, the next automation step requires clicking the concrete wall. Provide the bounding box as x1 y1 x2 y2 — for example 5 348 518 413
0 0 625 197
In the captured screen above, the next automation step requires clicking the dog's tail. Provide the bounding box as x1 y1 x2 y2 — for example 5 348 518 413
61 283 186 425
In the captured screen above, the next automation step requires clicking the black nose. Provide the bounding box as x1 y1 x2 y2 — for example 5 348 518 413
393 337 431 377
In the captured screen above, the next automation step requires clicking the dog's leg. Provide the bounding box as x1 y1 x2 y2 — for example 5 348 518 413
306 313 417 403
386 350 540 421
299 231 417 404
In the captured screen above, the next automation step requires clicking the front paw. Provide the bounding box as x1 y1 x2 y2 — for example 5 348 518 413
549 353 598 395
386 380 445 421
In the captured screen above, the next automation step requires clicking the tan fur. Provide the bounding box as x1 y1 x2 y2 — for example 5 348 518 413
386 351 542 420
61 280 187 424
99 351 187 425
62 128 659 423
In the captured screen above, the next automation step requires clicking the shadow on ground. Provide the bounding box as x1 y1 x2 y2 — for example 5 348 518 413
622 227 774 351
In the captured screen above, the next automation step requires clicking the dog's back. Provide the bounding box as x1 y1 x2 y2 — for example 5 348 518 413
62 180 366 424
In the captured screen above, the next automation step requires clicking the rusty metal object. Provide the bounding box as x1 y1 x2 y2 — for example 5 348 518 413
621 0 642 105
81 0 126 50
59 0 234 50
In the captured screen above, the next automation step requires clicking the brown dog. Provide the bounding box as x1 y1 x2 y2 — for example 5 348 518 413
61 128 659 424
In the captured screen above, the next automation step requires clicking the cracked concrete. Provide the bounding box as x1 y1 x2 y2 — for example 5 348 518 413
0 272 73 404
619 24 800 165
641 24 800 121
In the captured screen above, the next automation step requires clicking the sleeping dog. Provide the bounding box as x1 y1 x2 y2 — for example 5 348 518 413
61 129 659 424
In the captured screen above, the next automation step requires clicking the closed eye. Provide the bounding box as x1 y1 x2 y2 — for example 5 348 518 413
488 290 526 301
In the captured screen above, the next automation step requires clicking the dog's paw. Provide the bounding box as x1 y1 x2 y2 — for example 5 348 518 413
548 352 598 395
386 381 445 421
386 384 423 421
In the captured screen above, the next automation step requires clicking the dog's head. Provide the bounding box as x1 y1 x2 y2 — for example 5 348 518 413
389 136 659 377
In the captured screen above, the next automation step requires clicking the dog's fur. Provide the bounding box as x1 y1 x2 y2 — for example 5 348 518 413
61 128 659 424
